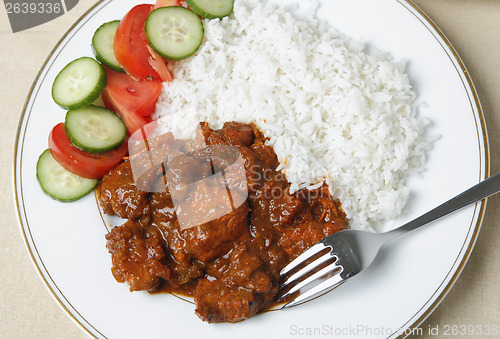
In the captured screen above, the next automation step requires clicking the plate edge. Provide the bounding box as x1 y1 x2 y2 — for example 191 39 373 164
12 1 109 338
392 1 490 338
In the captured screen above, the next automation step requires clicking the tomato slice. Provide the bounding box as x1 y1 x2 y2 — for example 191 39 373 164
102 88 153 136
147 45 173 82
114 4 164 80
48 123 128 179
102 68 161 134
154 0 184 9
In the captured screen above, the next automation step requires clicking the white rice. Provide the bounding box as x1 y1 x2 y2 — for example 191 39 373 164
153 0 432 231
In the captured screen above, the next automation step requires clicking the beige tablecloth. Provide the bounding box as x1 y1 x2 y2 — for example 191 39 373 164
1 1 499 338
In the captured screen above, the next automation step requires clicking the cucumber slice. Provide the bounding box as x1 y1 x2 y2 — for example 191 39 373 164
65 105 127 153
37 149 98 202
145 6 204 60
92 20 124 73
52 57 107 110
185 0 234 19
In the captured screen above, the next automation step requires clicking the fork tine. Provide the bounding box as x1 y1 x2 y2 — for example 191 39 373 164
278 251 337 289
277 259 342 302
280 243 330 276
281 269 347 309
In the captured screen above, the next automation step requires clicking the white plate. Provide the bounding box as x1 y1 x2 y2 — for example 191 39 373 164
14 0 488 338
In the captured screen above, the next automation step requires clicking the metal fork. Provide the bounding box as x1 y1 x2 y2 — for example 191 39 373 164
277 172 500 308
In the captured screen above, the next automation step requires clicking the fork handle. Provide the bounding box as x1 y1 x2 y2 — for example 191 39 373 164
385 171 500 239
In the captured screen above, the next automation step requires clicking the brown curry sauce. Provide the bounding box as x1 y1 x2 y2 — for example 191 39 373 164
99 121 347 323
